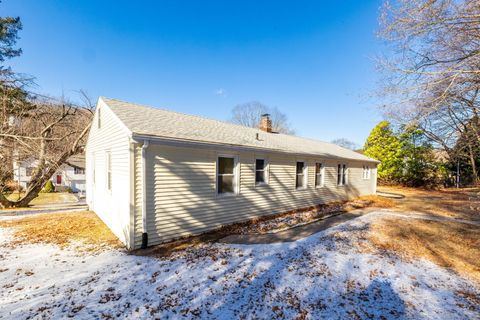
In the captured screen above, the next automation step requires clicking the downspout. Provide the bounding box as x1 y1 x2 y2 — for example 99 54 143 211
141 140 149 249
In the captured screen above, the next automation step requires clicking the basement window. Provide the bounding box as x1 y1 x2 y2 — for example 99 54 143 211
315 163 324 187
296 161 307 189
217 156 237 195
337 164 347 186
255 159 267 185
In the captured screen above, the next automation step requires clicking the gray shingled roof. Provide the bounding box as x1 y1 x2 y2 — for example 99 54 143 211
101 97 378 163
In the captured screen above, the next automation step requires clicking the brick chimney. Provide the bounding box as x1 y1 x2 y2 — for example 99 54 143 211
259 113 272 133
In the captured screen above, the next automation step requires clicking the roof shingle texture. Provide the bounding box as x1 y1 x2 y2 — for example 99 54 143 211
102 97 378 162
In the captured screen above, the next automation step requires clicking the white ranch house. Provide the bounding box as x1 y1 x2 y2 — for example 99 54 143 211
13 155 86 193
86 97 378 250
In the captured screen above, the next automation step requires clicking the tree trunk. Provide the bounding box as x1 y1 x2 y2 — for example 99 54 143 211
467 143 479 185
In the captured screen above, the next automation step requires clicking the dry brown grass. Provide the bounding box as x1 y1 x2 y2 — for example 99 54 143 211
378 186 480 221
0 211 122 250
365 216 480 283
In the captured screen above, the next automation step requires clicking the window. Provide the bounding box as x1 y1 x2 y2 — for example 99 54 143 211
255 159 267 185
337 164 347 186
106 152 112 191
296 161 307 189
97 108 101 129
74 167 85 175
25 167 34 177
315 163 324 187
217 156 237 194
362 165 371 180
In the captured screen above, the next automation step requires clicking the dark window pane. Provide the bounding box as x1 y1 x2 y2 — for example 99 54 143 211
218 175 234 193
256 159 265 171
219 157 234 174
296 162 304 174
255 171 265 183
342 165 347 185
315 163 322 174
337 164 342 185
296 174 304 188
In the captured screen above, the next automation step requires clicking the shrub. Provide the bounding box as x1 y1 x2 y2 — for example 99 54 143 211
41 180 55 193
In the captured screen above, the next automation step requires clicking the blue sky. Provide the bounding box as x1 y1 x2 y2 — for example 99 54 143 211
4 0 384 146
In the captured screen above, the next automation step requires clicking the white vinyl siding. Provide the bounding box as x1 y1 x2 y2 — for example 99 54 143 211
132 143 377 248
85 100 132 248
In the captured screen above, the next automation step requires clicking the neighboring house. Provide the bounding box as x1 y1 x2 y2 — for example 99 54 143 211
13 155 86 193
86 97 379 250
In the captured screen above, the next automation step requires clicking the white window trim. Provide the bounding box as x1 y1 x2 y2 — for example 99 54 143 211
295 160 308 190
216 154 239 196
315 162 325 188
254 157 269 186
337 163 348 186
106 151 112 192
362 165 371 180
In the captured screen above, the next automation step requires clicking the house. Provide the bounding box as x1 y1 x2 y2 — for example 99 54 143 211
86 97 379 250
13 155 86 193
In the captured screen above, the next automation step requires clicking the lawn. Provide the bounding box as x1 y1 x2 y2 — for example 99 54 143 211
5 192 78 205
0 189 479 319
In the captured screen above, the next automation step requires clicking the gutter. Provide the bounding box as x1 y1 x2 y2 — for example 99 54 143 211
131 133 380 164
141 140 149 249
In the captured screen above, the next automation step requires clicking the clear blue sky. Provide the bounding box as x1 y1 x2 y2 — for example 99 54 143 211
4 0 384 146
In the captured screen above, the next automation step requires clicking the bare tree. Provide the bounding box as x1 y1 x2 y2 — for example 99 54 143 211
230 101 295 134
331 138 359 150
377 0 480 183
0 91 94 208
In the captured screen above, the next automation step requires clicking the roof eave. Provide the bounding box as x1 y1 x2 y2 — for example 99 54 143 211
130 133 380 163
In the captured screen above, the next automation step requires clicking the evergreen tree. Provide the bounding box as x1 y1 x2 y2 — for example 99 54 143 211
363 121 404 183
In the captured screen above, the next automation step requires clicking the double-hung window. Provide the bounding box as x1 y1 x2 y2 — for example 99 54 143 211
296 161 307 189
337 164 347 186
362 165 371 180
315 163 324 187
217 156 237 195
255 159 267 185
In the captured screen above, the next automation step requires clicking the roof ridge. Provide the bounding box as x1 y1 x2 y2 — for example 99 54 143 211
100 96 376 162
101 96 343 146
101 96 276 136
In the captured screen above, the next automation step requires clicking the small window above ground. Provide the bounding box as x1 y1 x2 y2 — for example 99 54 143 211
255 159 267 185
217 156 237 195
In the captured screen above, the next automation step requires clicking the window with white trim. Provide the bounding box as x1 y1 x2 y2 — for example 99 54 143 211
362 165 371 180
255 159 267 185
74 167 85 175
106 151 112 191
217 156 237 194
337 164 347 186
296 161 307 189
315 163 324 187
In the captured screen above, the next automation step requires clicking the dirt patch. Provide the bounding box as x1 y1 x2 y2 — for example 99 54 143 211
364 216 480 283
378 186 480 221
0 211 122 251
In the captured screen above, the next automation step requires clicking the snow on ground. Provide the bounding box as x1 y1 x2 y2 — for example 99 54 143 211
1 212 479 319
